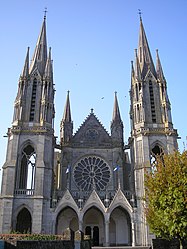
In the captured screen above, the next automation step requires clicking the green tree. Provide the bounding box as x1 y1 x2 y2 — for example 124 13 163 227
145 150 187 249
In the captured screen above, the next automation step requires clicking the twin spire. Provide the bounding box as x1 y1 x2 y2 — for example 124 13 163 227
62 91 122 133
21 16 52 78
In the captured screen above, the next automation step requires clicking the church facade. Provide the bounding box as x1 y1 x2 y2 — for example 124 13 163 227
0 16 178 247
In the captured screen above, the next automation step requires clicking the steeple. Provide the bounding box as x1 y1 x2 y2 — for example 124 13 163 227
138 18 156 78
21 47 30 78
0 14 55 235
12 16 55 127
29 16 47 75
129 17 179 247
60 91 73 144
111 92 123 144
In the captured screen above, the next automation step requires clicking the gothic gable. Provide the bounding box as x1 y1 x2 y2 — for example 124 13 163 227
72 112 111 147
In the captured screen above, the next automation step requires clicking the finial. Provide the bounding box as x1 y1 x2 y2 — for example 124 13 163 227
118 178 121 189
115 91 117 96
134 48 138 57
138 9 142 20
44 7 48 20
91 108 94 114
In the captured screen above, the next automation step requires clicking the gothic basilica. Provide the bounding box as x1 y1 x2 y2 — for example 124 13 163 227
0 15 178 247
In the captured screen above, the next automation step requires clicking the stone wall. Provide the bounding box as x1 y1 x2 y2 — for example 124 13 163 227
0 229 92 249
152 239 187 249
17 240 73 249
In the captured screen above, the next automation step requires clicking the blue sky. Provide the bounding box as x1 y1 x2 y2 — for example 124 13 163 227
0 0 187 183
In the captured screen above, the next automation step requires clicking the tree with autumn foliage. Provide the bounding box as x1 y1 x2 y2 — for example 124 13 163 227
145 150 187 249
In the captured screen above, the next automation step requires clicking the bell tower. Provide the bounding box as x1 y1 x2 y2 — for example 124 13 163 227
0 15 55 234
129 17 178 246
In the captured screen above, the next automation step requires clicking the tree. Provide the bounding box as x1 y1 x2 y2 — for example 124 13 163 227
145 150 187 249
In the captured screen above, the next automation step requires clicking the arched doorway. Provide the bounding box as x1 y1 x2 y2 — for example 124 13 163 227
109 207 131 246
16 208 32 233
56 207 78 234
83 207 104 246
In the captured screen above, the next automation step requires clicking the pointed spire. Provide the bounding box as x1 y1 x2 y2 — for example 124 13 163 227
21 47 29 78
156 49 165 81
44 47 53 78
138 18 156 78
134 49 142 81
29 17 47 75
112 92 122 122
62 91 72 122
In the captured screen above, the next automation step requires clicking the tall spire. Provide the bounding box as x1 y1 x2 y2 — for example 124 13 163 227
21 47 29 78
138 18 156 78
63 91 72 122
29 16 47 75
156 49 165 81
112 92 122 122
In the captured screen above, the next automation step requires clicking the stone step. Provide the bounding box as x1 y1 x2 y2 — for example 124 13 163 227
92 247 150 249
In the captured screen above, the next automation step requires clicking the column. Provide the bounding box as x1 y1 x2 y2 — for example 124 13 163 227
132 221 135 247
104 220 110 246
79 220 83 232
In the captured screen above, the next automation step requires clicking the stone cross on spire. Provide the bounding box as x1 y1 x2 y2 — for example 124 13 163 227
44 7 48 20
138 9 142 20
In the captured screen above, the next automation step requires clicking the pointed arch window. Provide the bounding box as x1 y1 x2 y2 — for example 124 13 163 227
16 145 36 195
150 144 163 172
136 84 139 101
137 104 140 122
149 80 156 123
139 47 142 63
29 79 37 121
16 208 32 233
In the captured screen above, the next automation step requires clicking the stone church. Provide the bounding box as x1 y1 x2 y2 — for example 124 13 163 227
0 15 178 247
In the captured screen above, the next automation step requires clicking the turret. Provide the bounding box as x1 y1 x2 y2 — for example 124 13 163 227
13 47 30 125
60 91 73 144
156 49 172 126
111 92 123 144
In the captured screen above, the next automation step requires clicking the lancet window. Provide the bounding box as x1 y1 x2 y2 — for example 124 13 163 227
16 145 36 194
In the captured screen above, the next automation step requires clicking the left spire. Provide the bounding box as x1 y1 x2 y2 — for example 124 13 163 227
29 14 48 75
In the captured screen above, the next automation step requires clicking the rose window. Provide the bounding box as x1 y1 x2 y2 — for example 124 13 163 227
73 156 111 191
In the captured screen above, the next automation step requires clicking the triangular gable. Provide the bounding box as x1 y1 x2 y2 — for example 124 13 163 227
30 66 42 78
82 189 106 213
144 68 157 82
55 189 79 213
108 188 133 215
72 112 111 146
